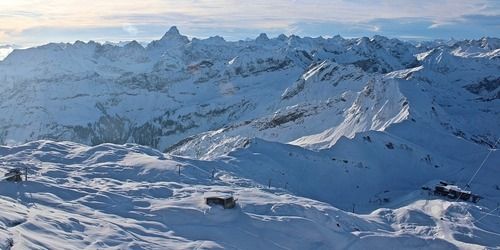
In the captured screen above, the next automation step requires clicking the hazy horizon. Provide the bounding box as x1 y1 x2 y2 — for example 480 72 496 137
0 0 498 48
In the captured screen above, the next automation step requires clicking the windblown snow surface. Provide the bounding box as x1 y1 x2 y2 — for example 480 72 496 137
0 27 499 249
0 139 498 249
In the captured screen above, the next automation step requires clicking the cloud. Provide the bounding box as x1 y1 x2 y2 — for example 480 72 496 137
122 23 139 36
0 0 498 46
460 14 500 26
290 15 500 40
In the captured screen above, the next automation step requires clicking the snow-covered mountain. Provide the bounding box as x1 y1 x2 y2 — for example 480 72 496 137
0 27 499 249
2 27 497 154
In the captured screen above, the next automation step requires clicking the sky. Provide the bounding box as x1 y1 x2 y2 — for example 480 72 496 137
0 0 499 47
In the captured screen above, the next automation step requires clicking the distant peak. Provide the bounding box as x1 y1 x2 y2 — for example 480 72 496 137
125 40 143 49
73 40 86 46
153 26 189 47
256 33 269 43
277 34 288 41
331 35 343 41
166 26 180 36
160 26 186 41
372 35 388 41
204 36 226 44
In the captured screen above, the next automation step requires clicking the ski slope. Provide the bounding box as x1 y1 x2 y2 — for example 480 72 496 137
0 139 498 249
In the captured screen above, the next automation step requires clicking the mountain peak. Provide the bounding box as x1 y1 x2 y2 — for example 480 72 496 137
124 40 144 50
165 26 180 36
160 26 188 42
147 26 189 49
277 34 288 41
256 33 269 43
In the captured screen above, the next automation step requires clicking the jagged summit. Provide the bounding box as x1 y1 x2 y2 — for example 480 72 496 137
124 40 144 49
255 33 270 43
160 26 182 39
147 25 189 49
277 34 288 41
73 40 86 46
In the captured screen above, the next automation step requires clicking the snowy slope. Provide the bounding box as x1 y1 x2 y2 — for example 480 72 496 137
0 140 498 249
0 45 17 61
168 43 499 158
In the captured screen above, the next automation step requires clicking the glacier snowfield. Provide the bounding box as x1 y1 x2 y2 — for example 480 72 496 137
0 27 499 249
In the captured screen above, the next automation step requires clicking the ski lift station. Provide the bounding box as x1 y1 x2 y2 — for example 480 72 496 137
204 193 237 209
433 181 482 203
